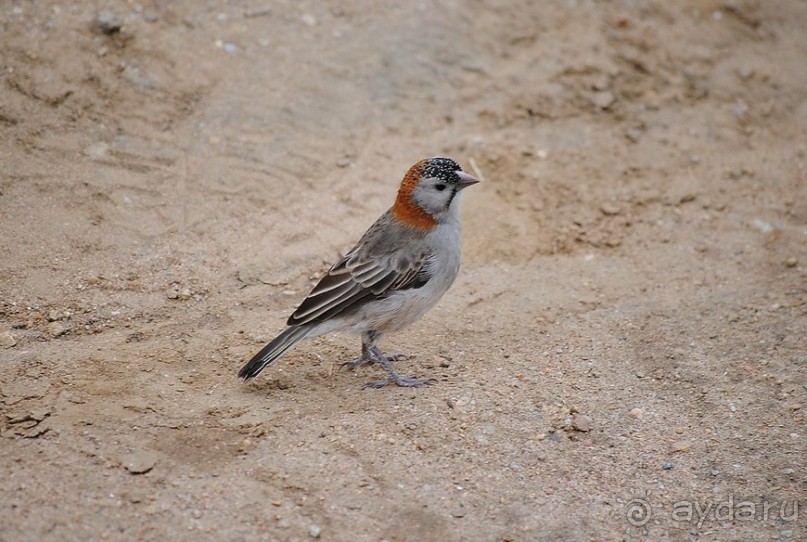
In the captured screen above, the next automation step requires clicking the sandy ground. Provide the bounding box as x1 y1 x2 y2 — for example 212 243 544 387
1 1 805 541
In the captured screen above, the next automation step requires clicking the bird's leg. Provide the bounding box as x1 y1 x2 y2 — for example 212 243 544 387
341 336 377 370
359 332 432 389
341 331 389 370
362 356 434 389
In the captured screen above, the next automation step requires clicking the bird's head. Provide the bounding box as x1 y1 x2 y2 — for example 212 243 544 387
392 157 479 229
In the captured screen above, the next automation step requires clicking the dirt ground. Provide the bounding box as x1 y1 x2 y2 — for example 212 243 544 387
1 1 805 540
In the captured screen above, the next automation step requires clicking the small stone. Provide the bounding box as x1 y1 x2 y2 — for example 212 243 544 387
29 408 51 422
127 492 144 503
309 524 322 538
572 414 592 432
143 9 161 23
600 202 621 216
628 408 643 418
591 91 615 110
122 63 158 89
96 11 123 35
733 101 749 118
85 142 110 158
591 75 610 91
301 14 317 26
0 331 17 348
737 66 754 81
121 451 159 474
663 461 674 470
625 128 642 143
245 8 272 18
784 257 798 268
752 218 773 234
669 439 692 453
435 356 450 368
47 309 61 322
46 321 68 338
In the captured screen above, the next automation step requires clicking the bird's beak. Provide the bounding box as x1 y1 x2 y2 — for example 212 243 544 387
456 171 480 189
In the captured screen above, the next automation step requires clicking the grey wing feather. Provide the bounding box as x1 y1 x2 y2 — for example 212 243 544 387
287 243 431 327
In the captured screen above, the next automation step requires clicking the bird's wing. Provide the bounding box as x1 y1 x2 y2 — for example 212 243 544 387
286 244 432 327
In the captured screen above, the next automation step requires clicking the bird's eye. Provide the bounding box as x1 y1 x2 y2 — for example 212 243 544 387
435 184 447 191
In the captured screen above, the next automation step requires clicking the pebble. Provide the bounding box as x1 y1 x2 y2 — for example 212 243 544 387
85 142 110 158
751 218 773 234
733 101 749 118
591 91 615 110
669 439 692 453
46 321 68 338
628 408 643 418
737 66 754 81
122 63 158 89
96 11 123 35
143 9 161 23
625 128 642 143
0 331 17 348
245 8 272 19
600 202 622 216
663 461 674 470
121 451 159 474
309 524 322 538
572 414 592 432
784 257 798 268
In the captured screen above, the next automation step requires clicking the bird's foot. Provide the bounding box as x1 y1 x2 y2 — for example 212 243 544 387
361 355 432 389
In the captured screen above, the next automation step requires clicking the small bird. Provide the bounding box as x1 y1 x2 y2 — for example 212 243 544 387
238 157 479 388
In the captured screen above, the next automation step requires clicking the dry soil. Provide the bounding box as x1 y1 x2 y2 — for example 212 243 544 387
1 1 805 541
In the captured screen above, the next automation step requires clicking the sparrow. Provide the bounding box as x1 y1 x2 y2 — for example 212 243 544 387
238 157 479 388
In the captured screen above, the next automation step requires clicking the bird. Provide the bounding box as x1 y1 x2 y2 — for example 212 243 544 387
238 156 479 388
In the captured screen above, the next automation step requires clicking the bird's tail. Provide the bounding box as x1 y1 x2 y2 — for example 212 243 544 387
238 325 313 380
